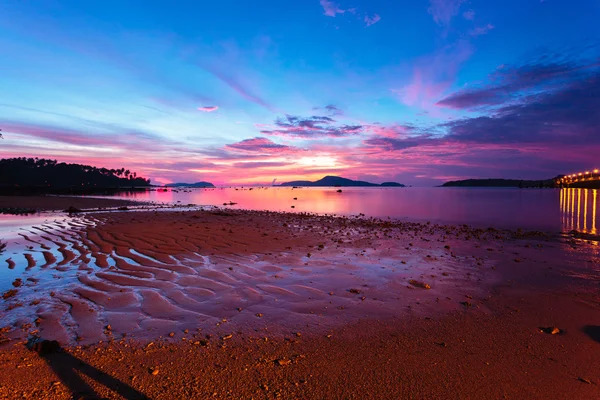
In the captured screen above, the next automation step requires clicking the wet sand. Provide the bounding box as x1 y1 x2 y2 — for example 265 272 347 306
0 203 599 399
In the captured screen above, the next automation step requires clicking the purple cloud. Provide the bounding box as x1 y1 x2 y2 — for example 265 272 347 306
260 114 364 139
225 137 298 154
320 0 345 17
365 14 381 27
198 106 219 112
437 49 600 110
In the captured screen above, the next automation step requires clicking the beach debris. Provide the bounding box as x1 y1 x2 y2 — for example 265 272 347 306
150 367 159 376
408 280 431 289
221 334 233 341
12 279 22 288
168 332 175 337
348 288 362 294
275 358 292 366
0 241 6 253
336 189 342 193
578 377 592 384
539 326 562 335
459 301 472 307
2 289 17 300
256 313 263 318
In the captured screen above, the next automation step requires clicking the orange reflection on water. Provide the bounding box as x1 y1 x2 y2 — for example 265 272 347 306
560 188 599 234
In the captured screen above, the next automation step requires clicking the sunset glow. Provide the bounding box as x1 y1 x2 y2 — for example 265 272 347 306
0 1 598 186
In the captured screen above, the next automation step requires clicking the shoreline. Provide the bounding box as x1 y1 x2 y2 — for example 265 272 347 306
0 196 599 398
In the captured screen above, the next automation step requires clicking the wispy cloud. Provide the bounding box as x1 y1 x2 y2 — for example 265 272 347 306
313 104 344 116
364 14 381 27
260 114 364 139
198 106 219 112
320 0 345 17
204 67 275 112
469 24 494 37
225 137 299 154
428 0 466 27
394 40 473 112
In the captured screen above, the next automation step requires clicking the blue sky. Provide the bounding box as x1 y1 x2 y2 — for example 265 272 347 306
1 0 598 185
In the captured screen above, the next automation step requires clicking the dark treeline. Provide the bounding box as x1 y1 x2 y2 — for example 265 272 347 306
0 157 151 194
441 178 558 188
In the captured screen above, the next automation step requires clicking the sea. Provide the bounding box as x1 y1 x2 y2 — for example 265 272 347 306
104 186 598 234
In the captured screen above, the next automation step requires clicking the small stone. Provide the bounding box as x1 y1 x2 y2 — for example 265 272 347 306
168 332 175 337
408 280 431 289
150 368 159 376
348 288 361 294
256 313 263 318
578 377 592 384
276 359 291 366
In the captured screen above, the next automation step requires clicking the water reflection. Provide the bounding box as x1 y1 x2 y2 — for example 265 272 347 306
561 188 598 234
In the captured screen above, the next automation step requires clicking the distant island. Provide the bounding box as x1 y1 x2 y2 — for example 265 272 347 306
165 181 215 188
441 178 557 188
279 176 404 187
0 157 151 194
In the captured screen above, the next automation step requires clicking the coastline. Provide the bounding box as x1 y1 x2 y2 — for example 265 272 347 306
0 196 599 399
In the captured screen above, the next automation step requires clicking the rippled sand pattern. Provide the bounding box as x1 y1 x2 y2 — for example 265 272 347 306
1 210 502 345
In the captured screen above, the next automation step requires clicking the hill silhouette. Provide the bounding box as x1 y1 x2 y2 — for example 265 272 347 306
280 176 404 187
165 181 215 188
0 157 151 194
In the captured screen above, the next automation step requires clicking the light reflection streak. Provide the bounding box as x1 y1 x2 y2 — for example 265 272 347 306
561 188 599 236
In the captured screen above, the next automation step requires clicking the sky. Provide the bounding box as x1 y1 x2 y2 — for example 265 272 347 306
0 0 599 186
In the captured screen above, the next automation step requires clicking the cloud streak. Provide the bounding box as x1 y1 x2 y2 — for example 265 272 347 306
260 114 364 139
198 106 219 112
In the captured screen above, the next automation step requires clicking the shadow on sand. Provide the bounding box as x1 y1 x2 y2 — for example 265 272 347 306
29 339 149 400
582 325 600 344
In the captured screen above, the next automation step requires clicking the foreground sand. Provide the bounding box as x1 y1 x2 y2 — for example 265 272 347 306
0 200 599 399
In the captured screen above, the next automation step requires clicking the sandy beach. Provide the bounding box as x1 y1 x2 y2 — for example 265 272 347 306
0 197 599 399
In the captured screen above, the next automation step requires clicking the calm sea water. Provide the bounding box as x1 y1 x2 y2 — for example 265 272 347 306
104 187 598 233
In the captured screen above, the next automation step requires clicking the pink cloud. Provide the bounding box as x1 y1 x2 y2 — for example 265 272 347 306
198 106 219 112
469 24 495 37
364 14 381 27
320 0 345 17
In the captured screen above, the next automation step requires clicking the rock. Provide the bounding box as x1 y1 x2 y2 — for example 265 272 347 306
348 288 362 294
276 359 291 366
539 326 562 335
2 289 17 299
578 377 592 384
66 206 82 214
459 301 472 307
408 280 431 289
11 279 22 288
150 368 159 376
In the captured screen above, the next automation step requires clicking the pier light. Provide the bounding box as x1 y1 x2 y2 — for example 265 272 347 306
595 169 599 173
585 171 590 174
578 173 583 176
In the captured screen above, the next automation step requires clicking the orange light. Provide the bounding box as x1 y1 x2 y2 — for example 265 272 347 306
585 171 590 174
578 173 583 176
594 169 599 173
